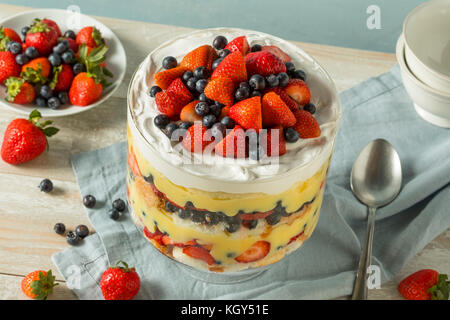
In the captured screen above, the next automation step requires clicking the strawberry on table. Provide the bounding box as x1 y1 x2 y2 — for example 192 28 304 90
21 270 57 300
235 241 271 263
261 45 291 62
155 90 185 119
292 109 321 139
211 51 247 84
50 64 74 92
182 246 216 265
100 261 140 300
182 123 213 153
154 66 187 90
229 96 262 131
0 51 21 84
245 50 286 77
25 19 58 56
214 125 246 158
265 87 298 112
398 269 449 300
224 36 250 55
261 91 296 127
180 44 217 71
284 79 311 106
0 27 22 51
1 110 59 165
5 77 36 104
204 76 235 106
21 57 51 84
76 26 104 48
180 100 202 123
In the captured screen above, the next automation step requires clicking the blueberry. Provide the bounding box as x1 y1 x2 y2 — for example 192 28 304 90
25 46 38 59
149 85 162 98
21 26 30 36
303 103 316 114
108 208 120 220
39 179 53 193
193 66 208 79
284 127 299 143
36 96 47 107
47 97 61 110
235 87 249 101
205 212 220 225
112 199 126 212
186 77 197 92
211 122 226 139
191 211 206 223
266 212 282 225
75 225 89 239
178 208 191 219
202 114 216 128
15 54 29 65
244 219 258 230
195 79 208 93
277 72 289 87
165 122 178 139
56 92 69 105
215 101 225 108
209 105 221 118
83 195 96 208
40 85 53 99
285 62 295 74
195 102 209 116
73 62 86 75
8 41 22 55
225 216 241 233
213 35 228 50
220 116 235 129
251 90 262 97
218 49 231 58
162 56 177 69
292 69 306 81
54 223 65 235
53 42 67 55
66 231 81 245
251 44 262 52
154 114 170 129
212 58 223 70
48 53 62 67
61 50 75 64
165 201 176 212
64 30 76 40
179 121 193 130
266 74 279 87
249 74 265 91
239 82 250 90
182 70 193 83
199 92 211 103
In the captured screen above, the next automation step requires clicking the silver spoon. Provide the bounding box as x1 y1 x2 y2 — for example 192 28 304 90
350 139 402 300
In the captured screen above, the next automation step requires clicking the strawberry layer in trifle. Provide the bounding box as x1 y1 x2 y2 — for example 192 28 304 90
127 28 341 273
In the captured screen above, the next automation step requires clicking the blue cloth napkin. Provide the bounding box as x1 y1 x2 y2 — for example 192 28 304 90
52 65 450 299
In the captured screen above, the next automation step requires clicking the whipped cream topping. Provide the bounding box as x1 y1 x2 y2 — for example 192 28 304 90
128 28 341 194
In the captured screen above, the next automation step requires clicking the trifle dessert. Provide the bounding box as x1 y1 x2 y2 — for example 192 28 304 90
127 28 341 273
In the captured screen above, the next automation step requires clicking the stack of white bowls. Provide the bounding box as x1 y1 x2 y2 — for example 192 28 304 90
397 0 450 128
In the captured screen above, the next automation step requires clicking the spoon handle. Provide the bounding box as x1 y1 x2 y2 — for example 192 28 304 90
351 206 376 300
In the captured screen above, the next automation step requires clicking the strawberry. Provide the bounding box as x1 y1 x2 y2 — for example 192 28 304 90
265 87 298 112
261 125 286 157
127 146 141 177
154 66 187 90
155 90 185 119
25 19 58 56
41 19 62 37
214 125 246 158
211 51 247 84
182 123 213 153
182 246 215 265
100 261 140 300
229 96 262 131
235 241 270 263
21 57 51 84
1 110 59 165
166 78 192 105
0 27 22 51
69 72 103 106
5 77 36 104
292 109 321 139
76 26 104 48
180 100 202 123
398 269 449 300
224 36 250 55
204 76 235 106
49 64 74 92
180 44 217 71
245 51 286 77
21 270 57 300
261 92 296 127
0 51 21 84
284 79 311 106
219 105 230 119
261 45 291 62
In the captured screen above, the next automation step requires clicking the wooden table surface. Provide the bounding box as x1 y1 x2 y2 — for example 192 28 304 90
0 3 448 300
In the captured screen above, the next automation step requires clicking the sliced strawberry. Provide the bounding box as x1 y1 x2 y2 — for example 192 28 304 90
229 96 262 131
183 246 215 265
211 51 247 84
260 126 286 157
214 125 246 158
180 100 202 123
166 78 192 105
182 123 213 153
154 66 187 89
292 109 321 139
284 79 311 106
127 146 141 177
143 227 164 245
155 90 185 119
235 241 271 263
180 45 217 71
265 87 298 113
261 92 296 127
261 45 291 62
204 77 235 106
224 36 250 55
245 51 286 77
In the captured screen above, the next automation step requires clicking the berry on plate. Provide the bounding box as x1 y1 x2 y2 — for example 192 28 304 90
0 27 22 51
204 76 235 106
261 45 291 62
235 241 270 263
292 109 321 139
41 18 62 37
154 66 187 90
182 123 213 153
284 79 311 106
1 110 59 165
21 57 51 84
398 269 449 300
180 44 217 71
76 26 104 48
0 51 21 84
261 91 296 127
245 50 286 77
5 77 35 104
229 96 262 131
25 19 58 56
69 72 103 106
50 64 74 92
224 36 250 56
214 125 246 158
21 270 57 300
211 51 247 84
100 261 140 300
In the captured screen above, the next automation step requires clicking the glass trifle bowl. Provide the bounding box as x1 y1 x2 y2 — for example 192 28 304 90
126 28 341 277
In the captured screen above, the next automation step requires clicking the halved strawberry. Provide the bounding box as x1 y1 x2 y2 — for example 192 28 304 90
180 100 202 123
204 77 234 106
211 51 247 84
261 92 296 127
155 90 185 119
292 109 321 138
284 79 311 106
182 123 213 153
166 78 192 105
260 125 286 157
229 96 262 131
224 36 250 55
219 106 230 119
143 227 164 245
245 51 286 77
154 66 187 89
180 45 217 71
265 87 298 113
235 241 271 263
261 45 291 62
214 125 246 158
127 146 141 177
183 246 215 265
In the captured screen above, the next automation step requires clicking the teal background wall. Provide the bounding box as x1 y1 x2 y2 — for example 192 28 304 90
0 0 428 52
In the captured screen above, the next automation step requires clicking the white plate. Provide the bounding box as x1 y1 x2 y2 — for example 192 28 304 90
0 9 126 117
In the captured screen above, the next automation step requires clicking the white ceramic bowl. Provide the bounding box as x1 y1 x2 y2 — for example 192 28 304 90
403 0 450 93
0 9 126 117
396 34 450 128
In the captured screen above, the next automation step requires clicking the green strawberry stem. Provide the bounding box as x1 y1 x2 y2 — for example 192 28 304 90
0 27 12 51
29 18 51 34
30 270 58 300
92 27 104 47
427 273 450 300
49 65 63 90
77 44 113 87
29 109 59 138
21 65 48 85
5 77 25 102
113 260 135 273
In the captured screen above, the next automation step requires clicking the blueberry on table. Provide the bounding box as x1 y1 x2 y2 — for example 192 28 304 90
149 85 162 98
292 69 306 81
40 85 53 99
213 35 228 50
218 49 231 58
61 50 75 64
195 79 208 93
162 56 177 69
235 87 249 101
284 127 299 143
154 114 170 129
266 74 279 88
75 225 90 239
251 44 262 52
48 53 62 67
285 61 295 74
112 198 126 212
58 92 70 105
66 231 81 245
47 97 61 110
39 179 53 193
36 96 47 108
83 194 96 208
220 116 235 129
21 26 30 36
54 223 66 235
212 58 223 70
249 74 265 91
277 72 289 87
15 53 29 66
108 208 120 221
8 41 22 55
165 122 179 139
25 46 38 59
73 62 86 75
195 102 209 116
193 66 208 79
202 114 217 128
303 103 316 114
64 30 76 40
